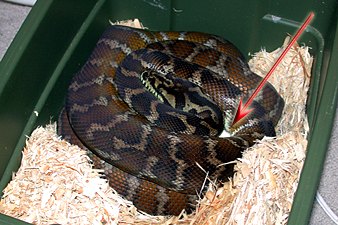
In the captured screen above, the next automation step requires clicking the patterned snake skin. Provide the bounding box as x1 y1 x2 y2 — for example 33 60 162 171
58 25 284 215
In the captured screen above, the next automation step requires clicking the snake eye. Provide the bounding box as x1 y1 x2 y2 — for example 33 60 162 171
140 70 149 80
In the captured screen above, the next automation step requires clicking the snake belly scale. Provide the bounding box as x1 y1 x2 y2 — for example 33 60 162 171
58 25 284 215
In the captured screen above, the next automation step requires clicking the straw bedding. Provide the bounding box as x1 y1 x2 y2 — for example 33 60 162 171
0 19 312 225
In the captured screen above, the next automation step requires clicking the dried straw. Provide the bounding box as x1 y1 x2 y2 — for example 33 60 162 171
0 20 312 225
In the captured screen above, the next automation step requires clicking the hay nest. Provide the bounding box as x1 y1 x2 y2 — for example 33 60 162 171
0 19 312 225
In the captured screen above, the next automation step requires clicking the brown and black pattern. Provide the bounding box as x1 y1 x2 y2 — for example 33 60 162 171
58 25 284 215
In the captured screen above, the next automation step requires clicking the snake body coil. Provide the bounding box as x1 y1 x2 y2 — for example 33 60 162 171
58 25 284 215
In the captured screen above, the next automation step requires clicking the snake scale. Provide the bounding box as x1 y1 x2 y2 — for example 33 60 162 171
58 25 284 215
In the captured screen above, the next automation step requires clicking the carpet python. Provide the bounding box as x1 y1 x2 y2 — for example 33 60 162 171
58 25 284 215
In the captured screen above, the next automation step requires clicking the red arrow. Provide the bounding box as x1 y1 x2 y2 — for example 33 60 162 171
232 11 315 125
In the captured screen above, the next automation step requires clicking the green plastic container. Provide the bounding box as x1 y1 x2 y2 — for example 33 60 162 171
0 0 337 224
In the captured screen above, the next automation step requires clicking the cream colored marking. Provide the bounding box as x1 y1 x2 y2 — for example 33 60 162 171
97 96 109 106
148 101 161 123
238 57 252 76
155 186 170 214
105 76 115 85
139 156 159 179
178 32 187 40
134 30 153 44
99 38 132 54
70 104 89 114
204 39 217 48
89 58 105 66
69 75 110 92
96 148 122 161
223 97 238 109
123 88 147 106
205 138 223 166
181 86 217 118
126 176 141 200
86 113 131 139
110 60 118 68
167 134 188 189
140 58 174 75
161 64 175 74
189 70 203 86
120 67 140 77
185 44 204 62
112 137 133 149
206 54 230 79
159 32 169 40
69 81 84 92
111 124 152 152
166 111 197 134
93 75 105 85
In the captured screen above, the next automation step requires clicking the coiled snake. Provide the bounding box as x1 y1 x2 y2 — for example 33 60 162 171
58 25 284 215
